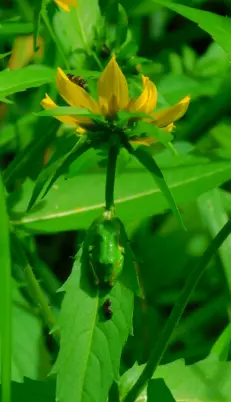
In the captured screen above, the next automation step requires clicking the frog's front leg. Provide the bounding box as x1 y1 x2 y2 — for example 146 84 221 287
88 245 100 286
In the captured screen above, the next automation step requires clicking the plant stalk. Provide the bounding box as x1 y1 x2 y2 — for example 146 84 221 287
0 175 12 402
105 134 120 212
42 10 70 70
11 236 59 344
124 219 231 402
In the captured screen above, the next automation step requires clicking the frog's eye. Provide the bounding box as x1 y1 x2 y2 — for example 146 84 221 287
88 244 95 254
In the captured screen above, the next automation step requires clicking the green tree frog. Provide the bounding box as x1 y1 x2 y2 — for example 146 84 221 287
88 218 125 287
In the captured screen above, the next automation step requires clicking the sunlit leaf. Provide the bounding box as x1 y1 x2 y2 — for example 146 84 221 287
10 153 231 233
0 65 55 98
54 248 133 402
152 0 231 59
120 355 231 402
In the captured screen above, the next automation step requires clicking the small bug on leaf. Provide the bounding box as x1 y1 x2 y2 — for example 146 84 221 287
66 74 88 90
103 298 113 320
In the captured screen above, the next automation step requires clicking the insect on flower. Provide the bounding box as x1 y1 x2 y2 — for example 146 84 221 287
41 55 190 145
103 299 113 320
66 74 88 90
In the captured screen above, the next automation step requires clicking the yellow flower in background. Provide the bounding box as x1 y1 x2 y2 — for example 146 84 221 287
54 0 78 12
41 55 190 145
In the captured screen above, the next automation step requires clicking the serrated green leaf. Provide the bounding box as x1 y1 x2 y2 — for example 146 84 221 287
27 137 90 211
120 355 231 402
152 0 231 59
10 153 231 233
54 248 133 402
0 65 55 98
132 145 185 229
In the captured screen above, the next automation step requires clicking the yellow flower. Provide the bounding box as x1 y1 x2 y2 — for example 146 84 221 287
54 0 78 12
41 55 190 145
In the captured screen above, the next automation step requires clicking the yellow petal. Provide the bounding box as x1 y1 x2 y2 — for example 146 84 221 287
152 95 190 127
129 136 156 146
41 94 77 126
97 55 129 116
56 68 99 113
127 75 157 114
98 96 108 116
41 94 87 133
54 0 78 11
162 123 175 132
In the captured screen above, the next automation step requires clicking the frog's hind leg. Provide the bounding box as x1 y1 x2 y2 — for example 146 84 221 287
88 249 100 286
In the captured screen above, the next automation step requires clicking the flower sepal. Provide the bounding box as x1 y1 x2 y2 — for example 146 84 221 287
37 106 106 123
127 120 174 148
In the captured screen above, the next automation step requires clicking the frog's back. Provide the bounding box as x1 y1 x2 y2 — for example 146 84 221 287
98 221 119 265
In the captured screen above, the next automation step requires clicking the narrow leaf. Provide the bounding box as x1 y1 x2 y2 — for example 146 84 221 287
33 0 43 52
198 188 231 296
0 173 12 402
133 145 185 229
27 137 90 211
3 119 60 187
116 4 128 49
0 51 12 60
0 22 33 36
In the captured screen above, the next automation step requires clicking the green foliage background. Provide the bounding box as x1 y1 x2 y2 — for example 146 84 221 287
1 0 231 401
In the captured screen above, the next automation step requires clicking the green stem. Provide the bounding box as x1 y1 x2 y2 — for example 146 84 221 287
15 0 32 21
74 9 103 70
24 261 59 340
0 175 12 402
12 236 59 343
105 135 120 212
42 10 70 70
91 51 103 71
124 219 231 402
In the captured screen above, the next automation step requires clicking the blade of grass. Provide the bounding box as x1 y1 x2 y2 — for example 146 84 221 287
210 322 231 361
0 173 12 402
123 219 231 402
11 233 59 343
129 144 185 230
198 188 231 299
41 9 70 70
